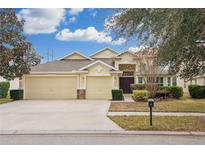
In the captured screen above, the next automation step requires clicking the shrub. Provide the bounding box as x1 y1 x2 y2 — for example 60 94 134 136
10 89 24 100
0 82 10 98
157 86 171 92
130 84 146 91
188 85 205 98
169 86 183 98
132 90 149 102
202 86 205 98
156 86 171 98
112 89 123 100
0 89 2 98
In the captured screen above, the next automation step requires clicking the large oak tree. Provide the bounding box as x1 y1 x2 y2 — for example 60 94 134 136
0 8 40 80
106 9 205 80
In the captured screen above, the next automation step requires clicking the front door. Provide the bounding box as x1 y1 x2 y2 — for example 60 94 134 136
119 77 134 94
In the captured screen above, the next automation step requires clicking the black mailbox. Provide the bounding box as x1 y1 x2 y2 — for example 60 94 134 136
148 98 154 126
148 99 154 108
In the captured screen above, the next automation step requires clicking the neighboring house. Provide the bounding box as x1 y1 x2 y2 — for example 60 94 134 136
177 75 205 92
0 76 19 90
21 48 178 100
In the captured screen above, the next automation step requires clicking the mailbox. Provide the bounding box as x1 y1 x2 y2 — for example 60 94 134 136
148 98 154 127
148 98 154 108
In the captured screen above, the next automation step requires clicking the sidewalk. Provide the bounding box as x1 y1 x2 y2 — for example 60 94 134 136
107 112 205 116
112 94 134 103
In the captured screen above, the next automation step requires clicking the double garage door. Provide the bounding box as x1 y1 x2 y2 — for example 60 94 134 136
25 76 77 99
25 76 112 100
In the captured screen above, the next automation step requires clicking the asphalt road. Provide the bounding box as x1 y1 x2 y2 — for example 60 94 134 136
0 134 205 144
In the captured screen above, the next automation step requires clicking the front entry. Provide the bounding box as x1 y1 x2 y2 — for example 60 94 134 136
119 77 134 94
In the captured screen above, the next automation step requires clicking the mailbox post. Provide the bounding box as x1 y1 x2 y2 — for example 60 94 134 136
148 98 154 127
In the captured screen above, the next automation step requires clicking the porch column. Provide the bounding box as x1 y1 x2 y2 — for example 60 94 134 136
112 74 119 89
164 77 167 86
77 74 86 99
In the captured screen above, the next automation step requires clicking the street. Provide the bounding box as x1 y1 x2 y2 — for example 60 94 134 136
0 134 205 144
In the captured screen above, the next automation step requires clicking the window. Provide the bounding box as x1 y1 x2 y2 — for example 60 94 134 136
147 77 155 83
138 77 143 84
119 64 136 71
160 77 164 86
168 77 171 86
122 71 134 77
172 76 177 86
156 77 163 86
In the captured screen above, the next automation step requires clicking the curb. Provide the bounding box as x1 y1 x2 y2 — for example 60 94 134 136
0 130 205 136
107 112 205 116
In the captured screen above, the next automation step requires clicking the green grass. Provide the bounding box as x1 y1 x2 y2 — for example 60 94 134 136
0 95 11 104
109 116 205 131
109 93 205 113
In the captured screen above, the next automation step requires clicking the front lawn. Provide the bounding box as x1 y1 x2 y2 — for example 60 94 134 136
109 94 205 113
109 116 205 131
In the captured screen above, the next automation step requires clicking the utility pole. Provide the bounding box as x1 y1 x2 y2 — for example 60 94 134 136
47 48 49 62
46 49 54 62
51 50 54 61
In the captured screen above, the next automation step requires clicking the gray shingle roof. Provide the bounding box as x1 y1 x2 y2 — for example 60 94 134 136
30 59 114 73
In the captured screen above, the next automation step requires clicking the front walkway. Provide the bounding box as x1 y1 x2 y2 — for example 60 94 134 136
107 112 205 116
112 94 134 103
0 100 122 131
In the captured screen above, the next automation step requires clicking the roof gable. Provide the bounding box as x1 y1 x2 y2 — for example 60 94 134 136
117 50 136 57
58 51 93 60
90 48 119 59
79 60 117 71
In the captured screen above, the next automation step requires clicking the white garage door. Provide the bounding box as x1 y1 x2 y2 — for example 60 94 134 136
25 76 77 99
86 76 112 99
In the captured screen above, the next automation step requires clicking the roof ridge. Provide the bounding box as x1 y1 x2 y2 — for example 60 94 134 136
89 47 119 58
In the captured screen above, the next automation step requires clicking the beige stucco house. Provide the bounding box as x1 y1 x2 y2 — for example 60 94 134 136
177 75 205 92
21 48 178 100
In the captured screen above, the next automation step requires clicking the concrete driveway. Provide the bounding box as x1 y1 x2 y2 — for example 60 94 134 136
0 100 122 131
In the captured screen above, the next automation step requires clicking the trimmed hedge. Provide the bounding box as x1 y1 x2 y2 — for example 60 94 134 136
0 89 2 98
112 89 123 100
0 82 10 98
130 84 183 99
156 86 170 98
188 85 205 99
10 89 24 100
132 90 149 102
169 86 183 98
156 86 183 99
130 84 146 91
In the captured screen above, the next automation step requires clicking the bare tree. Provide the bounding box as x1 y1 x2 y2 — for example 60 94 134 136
134 47 165 98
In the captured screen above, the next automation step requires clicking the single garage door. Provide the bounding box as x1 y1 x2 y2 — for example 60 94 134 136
25 76 77 99
86 76 112 99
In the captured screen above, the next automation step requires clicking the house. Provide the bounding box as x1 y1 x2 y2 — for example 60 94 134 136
177 75 205 92
0 76 19 90
21 48 177 100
